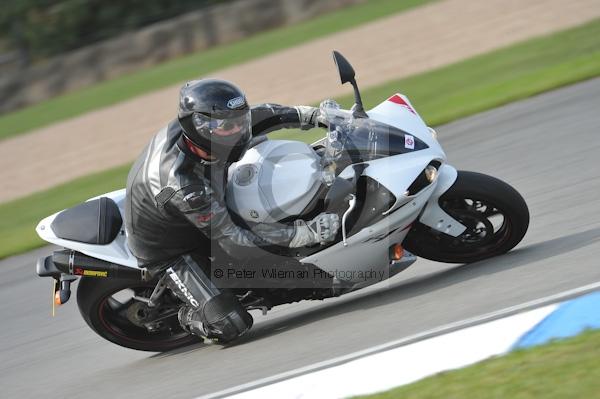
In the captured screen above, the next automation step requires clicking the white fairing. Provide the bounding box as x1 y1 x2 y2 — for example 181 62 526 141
367 95 466 236
36 189 139 267
227 140 323 223
365 94 465 232
418 164 467 236
301 94 467 280
301 182 436 282
368 94 443 154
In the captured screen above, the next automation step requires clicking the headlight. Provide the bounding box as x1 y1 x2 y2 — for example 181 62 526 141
424 165 438 182
407 162 440 195
428 127 438 140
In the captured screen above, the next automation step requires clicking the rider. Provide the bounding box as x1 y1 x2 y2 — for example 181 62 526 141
125 78 340 343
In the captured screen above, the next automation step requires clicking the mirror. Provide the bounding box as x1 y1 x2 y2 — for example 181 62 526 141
331 50 367 118
332 50 356 84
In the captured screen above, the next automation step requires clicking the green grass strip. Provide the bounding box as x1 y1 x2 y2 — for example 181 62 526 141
354 328 600 399
1 19 599 259
0 0 435 141
271 18 600 142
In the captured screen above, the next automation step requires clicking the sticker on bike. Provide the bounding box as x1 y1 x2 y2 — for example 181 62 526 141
388 94 416 114
405 134 415 149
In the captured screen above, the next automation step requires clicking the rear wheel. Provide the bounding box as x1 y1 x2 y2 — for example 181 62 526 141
404 171 529 263
77 277 198 351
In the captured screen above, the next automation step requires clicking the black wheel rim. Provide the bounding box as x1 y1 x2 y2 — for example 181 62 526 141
435 196 512 257
97 283 192 347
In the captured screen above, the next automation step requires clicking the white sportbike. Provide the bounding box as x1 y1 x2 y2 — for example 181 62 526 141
35 52 529 351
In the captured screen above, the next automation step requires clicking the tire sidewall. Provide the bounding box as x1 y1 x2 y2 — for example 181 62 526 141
404 171 529 263
77 277 197 352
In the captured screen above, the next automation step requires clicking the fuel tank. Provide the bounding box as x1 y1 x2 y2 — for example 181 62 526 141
226 140 323 223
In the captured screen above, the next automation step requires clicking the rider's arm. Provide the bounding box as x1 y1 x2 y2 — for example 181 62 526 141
167 182 297 248
251 104 319 135
165 181 338 250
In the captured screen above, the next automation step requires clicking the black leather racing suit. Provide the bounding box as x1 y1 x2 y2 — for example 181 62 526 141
126 104 305 265
124 104 308 341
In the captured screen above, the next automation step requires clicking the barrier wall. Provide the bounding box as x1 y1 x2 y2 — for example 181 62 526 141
0 0 366 114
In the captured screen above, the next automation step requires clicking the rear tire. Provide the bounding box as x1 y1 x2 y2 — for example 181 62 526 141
404 171 529 263
77 277 198 352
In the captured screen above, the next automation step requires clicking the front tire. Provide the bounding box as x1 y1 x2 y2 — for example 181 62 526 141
77 277 198 351
404 171 529 263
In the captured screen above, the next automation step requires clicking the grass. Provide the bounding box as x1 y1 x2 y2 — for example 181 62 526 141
354 328 600 399
271 18 600 143
0 0 436 141
1 19 599 259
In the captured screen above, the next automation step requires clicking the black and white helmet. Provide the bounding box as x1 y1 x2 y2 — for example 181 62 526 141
178 79 252 162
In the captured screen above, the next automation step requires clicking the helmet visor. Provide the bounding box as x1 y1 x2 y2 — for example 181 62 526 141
192 111 251 146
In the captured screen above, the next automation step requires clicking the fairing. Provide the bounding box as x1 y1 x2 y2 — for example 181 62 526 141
300 94 467 278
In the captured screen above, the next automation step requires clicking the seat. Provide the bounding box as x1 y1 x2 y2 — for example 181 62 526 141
50 197 123 245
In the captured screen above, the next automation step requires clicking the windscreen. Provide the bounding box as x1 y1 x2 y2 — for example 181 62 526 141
320 100 428 173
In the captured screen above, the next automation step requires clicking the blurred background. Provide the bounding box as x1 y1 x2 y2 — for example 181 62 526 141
1 0 599 398
0 0 367 112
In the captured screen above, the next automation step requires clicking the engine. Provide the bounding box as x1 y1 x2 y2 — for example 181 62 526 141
226 140 323 223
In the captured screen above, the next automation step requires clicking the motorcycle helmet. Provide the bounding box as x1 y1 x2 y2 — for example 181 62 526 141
178 79 252 163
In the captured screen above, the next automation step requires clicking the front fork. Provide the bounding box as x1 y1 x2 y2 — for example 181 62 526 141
418 164 466 237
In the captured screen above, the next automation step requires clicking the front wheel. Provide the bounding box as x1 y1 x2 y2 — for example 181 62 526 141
77 277 198 351
404 171 529 263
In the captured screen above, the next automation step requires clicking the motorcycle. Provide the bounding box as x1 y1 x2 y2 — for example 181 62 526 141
35 51 529 351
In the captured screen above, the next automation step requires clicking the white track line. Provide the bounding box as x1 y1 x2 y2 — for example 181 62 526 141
225 305 558 399
199 281 600 399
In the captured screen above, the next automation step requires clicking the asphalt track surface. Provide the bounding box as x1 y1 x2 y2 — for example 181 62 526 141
1 78 600 398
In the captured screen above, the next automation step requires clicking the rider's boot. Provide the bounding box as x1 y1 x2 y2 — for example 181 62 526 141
164 255 253 343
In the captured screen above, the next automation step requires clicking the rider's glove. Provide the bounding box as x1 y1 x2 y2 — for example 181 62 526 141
295 106 321 130
289 213 340 247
